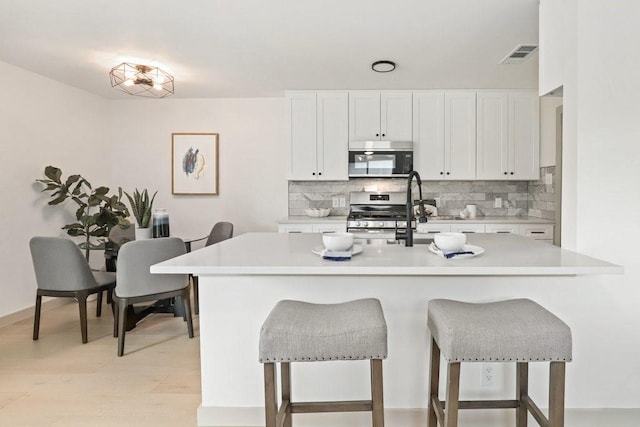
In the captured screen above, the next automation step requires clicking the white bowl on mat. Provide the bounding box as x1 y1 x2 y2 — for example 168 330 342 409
322 233 354 252
434 232 466 252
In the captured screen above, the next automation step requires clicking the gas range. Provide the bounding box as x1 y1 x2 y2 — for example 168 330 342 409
347 192 413 242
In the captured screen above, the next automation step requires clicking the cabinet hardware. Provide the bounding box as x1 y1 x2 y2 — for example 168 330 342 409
531 231 545 234
440 172 444 175
446 172 450 175
318 172 322 175
504 172 508 175
376 133 379 137
510 172 514 175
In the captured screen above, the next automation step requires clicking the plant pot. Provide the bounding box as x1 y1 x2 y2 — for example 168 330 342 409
135 227 152 240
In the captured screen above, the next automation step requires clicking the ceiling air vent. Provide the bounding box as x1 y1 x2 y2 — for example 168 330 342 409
499 44 538 64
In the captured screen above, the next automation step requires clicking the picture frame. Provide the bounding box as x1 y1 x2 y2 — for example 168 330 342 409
171 133 219 195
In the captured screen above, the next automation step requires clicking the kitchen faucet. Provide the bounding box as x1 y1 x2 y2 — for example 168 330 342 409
396 170 427 247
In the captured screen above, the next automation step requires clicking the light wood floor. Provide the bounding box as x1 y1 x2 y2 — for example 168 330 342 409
0 299 200 426
2 300 639 427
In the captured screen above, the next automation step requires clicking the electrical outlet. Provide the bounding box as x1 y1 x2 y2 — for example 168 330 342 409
481 363 495 386
332 197 340 208
339 197 346 208
545 173 553 185
494 197 502 208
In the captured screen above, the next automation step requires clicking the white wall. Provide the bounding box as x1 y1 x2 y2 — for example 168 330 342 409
540 0 640 408
0 61 111 317
108 98 288 244
0 61 287 318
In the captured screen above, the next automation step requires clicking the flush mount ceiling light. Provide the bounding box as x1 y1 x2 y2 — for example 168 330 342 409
109 63 174 98
371 60 396 73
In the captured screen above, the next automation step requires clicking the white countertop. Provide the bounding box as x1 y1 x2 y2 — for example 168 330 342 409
151 232 621 276
280 215 553 224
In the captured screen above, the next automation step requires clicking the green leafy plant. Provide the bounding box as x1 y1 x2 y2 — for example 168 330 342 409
36 166 130 260
124 188 157 229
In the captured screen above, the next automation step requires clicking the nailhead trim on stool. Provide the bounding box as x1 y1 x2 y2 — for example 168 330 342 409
427 298 572 427
260 298 387 427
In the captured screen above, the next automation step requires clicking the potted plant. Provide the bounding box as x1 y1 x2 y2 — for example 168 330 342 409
124 188 157 240
36 166 130 261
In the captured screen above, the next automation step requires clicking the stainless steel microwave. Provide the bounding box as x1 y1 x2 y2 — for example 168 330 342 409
348 141 414 178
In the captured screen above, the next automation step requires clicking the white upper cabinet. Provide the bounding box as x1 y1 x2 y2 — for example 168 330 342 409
414 91 476 180
444 91 477 180
287 91 349 181
413 91 445 179
476 91 539 180
349 91 412 141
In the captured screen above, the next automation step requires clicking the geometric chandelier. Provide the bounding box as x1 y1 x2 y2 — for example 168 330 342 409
109 63 174 98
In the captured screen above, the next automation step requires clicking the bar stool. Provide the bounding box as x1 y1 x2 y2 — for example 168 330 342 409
427 299 572 427
259 298 388 427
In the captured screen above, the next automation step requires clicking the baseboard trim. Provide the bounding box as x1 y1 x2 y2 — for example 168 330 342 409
0 298 71 329
197 406 640 427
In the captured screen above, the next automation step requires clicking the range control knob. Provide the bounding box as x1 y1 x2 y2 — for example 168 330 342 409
355 221 361 227
378 221 385 227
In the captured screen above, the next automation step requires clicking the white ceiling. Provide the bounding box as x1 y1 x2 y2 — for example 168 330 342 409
0 0 539 99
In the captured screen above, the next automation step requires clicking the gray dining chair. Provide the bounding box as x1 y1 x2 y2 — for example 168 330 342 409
29 236 116 344
113 237 194 356
193 221 234 314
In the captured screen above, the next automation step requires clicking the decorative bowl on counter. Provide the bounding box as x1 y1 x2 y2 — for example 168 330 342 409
322 232 354 251
305 208 331 217
434 232 466 252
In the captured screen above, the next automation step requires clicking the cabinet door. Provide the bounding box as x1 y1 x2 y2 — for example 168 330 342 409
519 224 553 240
476 92 509 180
485 223 519 234
317 92 349 180
278 224 314 233
313 223 347 233
416 223 451 235
450 224 485 233
510 92 540 180
381 91 413 140
413 91 445 179
287 92 318 180
444 92 477 180
349 91 381 141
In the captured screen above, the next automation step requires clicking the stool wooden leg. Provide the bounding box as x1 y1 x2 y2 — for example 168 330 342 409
444 362 460 427
549 362 566 427
516 362 528 427
281 362 292 427
428 338 441 427
264 363 277 427
371 359 384 427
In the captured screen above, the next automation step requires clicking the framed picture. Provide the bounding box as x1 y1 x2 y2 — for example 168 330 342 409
171 133 219 195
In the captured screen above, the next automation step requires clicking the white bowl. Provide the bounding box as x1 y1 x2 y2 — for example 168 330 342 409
434 232 466 252
322 233 354 252
305 208 331 218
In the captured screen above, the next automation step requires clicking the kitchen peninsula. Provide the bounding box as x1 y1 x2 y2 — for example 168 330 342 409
152 232 622 427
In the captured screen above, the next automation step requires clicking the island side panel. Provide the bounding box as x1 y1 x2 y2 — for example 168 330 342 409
196 273 588 427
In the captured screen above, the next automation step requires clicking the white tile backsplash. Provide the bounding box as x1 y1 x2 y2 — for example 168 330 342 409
289 167 556 219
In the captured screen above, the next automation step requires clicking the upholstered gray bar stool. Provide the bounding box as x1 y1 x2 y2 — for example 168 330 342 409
427 299 572 427
259 298 387 427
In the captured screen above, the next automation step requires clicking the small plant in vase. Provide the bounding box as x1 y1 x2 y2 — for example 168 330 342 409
124 188 157 240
